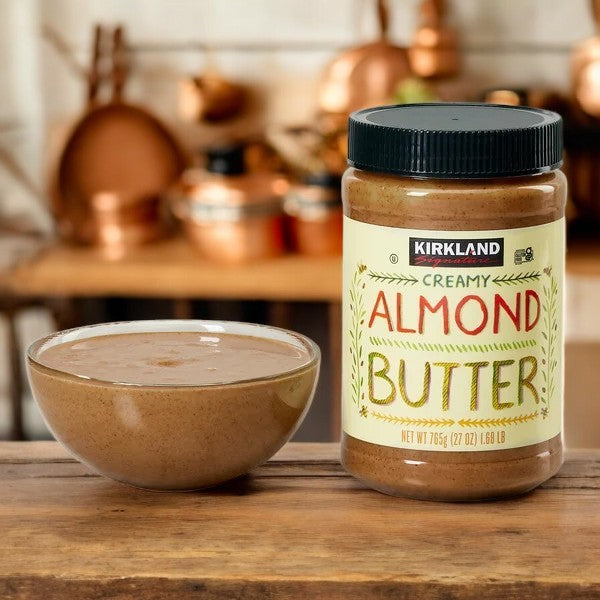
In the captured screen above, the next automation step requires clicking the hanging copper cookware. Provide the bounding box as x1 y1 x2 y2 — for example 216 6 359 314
317 0 410 115
409 0 459 79
572 0 600 118
52 25 185 247
178 51 247 124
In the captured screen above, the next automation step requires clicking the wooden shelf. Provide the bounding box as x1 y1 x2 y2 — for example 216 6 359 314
3 236 600 302
1 237 341 302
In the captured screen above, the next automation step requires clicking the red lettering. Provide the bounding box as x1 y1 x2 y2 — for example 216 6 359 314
493 293 521 334
396 293 416 333
368 290 393 331
455 295 488 336
418 296 449 335
525 290 540 332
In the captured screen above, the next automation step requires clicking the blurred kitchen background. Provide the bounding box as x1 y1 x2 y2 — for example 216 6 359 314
2 0 600 445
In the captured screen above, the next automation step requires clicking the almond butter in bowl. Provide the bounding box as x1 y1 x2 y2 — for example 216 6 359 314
27 320 320 491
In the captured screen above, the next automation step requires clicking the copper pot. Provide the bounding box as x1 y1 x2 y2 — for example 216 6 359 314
408 0 459 79
88 192 165 248
317 0 410 115
284 174 342 256
171 144 288 263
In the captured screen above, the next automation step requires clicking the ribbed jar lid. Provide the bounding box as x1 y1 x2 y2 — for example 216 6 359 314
348 103 563 179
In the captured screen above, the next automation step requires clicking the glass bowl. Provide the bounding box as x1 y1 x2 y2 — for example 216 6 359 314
27 320 320 491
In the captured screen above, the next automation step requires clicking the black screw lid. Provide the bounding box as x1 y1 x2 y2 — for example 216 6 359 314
348 103 563 179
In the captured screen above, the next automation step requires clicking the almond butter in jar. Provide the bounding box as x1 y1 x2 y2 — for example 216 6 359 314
341 103 567 501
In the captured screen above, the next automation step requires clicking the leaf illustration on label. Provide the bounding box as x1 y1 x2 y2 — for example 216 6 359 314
540 269 559 419
367 270 418 285
492 271 541 286
349 264 366 409
458 412 538 428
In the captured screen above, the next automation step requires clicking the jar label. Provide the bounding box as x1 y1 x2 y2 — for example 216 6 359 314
342 217 564 451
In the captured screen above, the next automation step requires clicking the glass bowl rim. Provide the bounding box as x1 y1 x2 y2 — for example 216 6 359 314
27 319 321 388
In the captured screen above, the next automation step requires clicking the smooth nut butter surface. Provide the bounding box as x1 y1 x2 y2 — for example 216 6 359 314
28 329 318 491
37 331 311 385
342 104 566 500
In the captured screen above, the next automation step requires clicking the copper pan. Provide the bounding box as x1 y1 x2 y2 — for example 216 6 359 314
317 0 410 115
52 25 185 246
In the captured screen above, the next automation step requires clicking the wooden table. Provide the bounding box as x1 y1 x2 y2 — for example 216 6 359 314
1 442 599 599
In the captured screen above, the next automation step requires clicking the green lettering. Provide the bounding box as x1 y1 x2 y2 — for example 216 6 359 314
433 362 460 411
398 360 430 408
465 361 490 411
518 355 539 405
492 360 515 409
368 352 395 405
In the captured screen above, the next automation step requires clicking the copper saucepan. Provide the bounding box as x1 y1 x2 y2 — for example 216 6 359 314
52 25 185 248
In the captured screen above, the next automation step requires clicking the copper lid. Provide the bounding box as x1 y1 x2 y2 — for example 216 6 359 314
171 169 288 222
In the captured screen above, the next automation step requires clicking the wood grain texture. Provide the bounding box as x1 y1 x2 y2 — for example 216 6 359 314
0 443 599 599
1 238 341 301
2 238 597 302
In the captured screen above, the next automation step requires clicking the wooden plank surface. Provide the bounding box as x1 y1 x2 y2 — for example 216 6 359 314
1 238 341 301
0 442 599 599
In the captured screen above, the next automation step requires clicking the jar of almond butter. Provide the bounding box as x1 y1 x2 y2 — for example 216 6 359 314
342 103 566 500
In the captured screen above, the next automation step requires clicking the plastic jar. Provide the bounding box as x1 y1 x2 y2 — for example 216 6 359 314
341 103 567 501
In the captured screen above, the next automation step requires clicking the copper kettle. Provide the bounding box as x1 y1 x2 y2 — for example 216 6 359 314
317 0 410 115
573 0 600 118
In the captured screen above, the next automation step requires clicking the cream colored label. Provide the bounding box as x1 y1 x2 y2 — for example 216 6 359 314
342 216 564 451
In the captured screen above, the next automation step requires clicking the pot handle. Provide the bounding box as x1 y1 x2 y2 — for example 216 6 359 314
420 0 445 26
111 26 127 103
87 24 102 106
592 0 600 31
376 0 390 40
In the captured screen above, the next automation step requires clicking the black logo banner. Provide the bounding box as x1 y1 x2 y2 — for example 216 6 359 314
409 237 504 268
